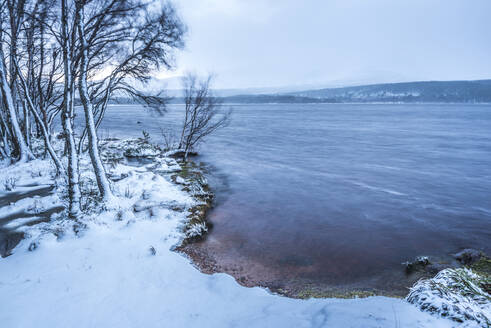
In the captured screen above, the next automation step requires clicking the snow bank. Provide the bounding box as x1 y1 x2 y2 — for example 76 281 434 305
0 212 453 327
407 268 490 327
0 159 55 193
0 141 457 328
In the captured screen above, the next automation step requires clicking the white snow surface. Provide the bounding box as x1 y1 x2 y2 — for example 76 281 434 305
0 158 457 328
0 159 55 191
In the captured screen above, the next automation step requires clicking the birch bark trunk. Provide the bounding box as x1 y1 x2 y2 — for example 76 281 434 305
76 1 114 202
14 59 65 175
0 48 33 163
61 0 81 218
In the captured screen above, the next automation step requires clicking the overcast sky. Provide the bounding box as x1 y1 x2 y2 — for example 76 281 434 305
159 0 491 89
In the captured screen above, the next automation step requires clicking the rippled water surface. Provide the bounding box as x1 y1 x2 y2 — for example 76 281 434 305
99 103 491 295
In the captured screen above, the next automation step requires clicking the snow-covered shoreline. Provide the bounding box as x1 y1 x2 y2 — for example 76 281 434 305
0 138 480 327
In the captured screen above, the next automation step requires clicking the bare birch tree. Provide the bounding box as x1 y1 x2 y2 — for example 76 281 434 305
60 0 81 218
75 0 113 201
0 0 186 215
74 0 184 200
0 0 34 163
179 74 231 160
15 57 65 174
77 0 185 148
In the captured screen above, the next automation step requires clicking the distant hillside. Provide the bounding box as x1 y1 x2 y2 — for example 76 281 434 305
218 94 336 104
110 79 491 104
286 80 491 103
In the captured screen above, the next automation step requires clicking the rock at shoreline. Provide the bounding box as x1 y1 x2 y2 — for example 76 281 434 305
423 263 449 275
454 249 483 266
123 144 161 158
0 231 24 258
407 268 491 327
164 149 198 159
402 256 430 274
405 250 491 327
174 176 189 185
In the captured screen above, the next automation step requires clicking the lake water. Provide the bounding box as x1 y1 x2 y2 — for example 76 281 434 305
99 103 491 296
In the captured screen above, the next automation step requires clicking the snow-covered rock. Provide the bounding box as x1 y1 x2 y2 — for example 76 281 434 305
407 268 490 327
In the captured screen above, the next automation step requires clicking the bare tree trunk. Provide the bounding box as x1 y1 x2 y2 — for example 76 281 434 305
61 0 81 218
15 59 65 176
179 106 188 149
0 108 12 159
25 92 65 175
0 140 7 158
7 0 21 117
23 99 30 147
0 47 33 163
178 74 230 161
37 6 51 144
76 1 113 202
79 78 112 153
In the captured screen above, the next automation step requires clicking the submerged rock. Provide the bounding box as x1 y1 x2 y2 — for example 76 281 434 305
454 249 483 266
424 263 449 275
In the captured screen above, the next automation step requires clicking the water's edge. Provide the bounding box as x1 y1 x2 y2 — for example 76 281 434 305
175 160 447 299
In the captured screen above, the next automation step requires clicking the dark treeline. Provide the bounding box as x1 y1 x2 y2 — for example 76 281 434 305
108 95 338 105
109 79 491 104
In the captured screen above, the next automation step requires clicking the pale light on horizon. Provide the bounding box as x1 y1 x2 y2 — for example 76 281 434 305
160 0 491 90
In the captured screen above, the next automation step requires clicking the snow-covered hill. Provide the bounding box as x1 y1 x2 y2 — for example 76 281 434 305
287 80 491 103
